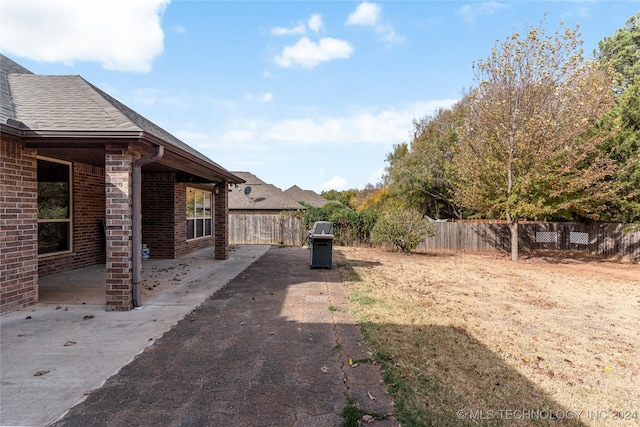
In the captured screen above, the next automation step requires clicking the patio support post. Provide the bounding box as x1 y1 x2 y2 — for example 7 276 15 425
214 180 229 260
132 145 164 307
105 145 135 311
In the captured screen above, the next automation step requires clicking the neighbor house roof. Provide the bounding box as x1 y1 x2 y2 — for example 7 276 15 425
284 185 329 208
0 54 242 184
229 172 305 211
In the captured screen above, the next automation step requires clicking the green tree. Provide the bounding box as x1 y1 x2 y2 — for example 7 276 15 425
596 12 639 93
596 13 640 223
384 106 464 220
358 187 393 212
453 21 616 261
320 189 358 208
371 209 437 253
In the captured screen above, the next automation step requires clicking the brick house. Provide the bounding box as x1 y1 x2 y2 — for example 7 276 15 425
0 55 243 313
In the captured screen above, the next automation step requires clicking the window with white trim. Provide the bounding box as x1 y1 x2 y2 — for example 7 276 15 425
37 157 72 255
186 187 212 240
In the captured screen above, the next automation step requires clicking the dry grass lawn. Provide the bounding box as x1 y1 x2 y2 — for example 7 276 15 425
335 247 640 426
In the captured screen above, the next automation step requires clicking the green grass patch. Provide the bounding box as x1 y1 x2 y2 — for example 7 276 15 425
341 396 383 427
348 289 378 306
328 305 345 313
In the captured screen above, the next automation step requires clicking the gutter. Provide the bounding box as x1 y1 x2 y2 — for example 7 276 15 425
132 144 164 307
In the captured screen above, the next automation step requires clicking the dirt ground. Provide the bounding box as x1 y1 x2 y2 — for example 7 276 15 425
335 247 640 426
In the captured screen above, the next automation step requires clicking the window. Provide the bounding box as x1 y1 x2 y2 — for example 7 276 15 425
186 187 212 240
37 157 72 255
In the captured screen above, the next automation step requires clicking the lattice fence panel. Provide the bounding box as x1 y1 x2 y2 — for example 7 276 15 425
536 231 558 243
570 231 589 245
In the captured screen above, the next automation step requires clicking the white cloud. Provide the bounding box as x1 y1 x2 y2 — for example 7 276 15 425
271 14 323 36
308 14 323 32
376 23 405 44
346 2 405 44
321 176 348 190
271 23 306 36
457 2 507 25
0 0 169 72
219 119 259 143
220 129 256 143
260 99 459 146
265 117 345 143
346 2 381 26
175 98 460 191
178 99 460 167
273 37 354 68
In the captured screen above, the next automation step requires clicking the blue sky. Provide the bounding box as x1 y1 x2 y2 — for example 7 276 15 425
1 1 637 193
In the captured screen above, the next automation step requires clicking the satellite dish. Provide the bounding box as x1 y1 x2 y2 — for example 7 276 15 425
254 197 266 203
244 186 252 196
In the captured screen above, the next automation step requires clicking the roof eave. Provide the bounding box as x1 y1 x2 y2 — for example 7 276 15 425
15 128 244 184
141 132 244 184
0 121 24 137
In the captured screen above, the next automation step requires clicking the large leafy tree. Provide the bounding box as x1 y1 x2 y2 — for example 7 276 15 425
596 12 639 93
453 21 616 261
320 189 358 209
596 13 640 223
384 106 464 220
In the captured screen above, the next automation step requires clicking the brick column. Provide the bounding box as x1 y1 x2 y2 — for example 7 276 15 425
0 139 38 313
214 181 229 260
104 145 135 311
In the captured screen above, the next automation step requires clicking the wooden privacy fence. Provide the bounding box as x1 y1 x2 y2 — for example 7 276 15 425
229 214 305 246
418 221 640 260
229 214 639 260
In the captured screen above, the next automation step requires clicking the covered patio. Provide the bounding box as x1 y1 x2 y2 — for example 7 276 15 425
37 246 254 307
1 54 244 314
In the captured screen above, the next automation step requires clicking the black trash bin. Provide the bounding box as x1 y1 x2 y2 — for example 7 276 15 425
309 221 333 269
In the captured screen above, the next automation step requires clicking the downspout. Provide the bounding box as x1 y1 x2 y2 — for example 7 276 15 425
132 144 164 307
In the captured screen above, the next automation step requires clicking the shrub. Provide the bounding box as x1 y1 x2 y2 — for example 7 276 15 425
371 209 437 253
302 202 343 229
303 202 379 245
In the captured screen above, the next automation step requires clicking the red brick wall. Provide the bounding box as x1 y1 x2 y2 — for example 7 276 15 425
142 172 176 258
38 162 105 276
74 163 106 265
0 138 39 313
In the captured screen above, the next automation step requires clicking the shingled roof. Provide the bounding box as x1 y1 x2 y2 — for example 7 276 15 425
0 54 241 183
229 172 305 211
284 185 329 208
0 55 32 123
